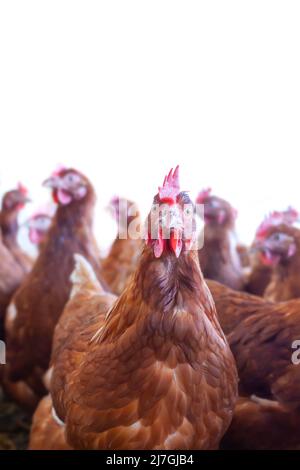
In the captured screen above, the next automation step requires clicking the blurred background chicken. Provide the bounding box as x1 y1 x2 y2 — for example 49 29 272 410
246 208 299 297
25 206 55 252
0 233 24 341
253 223 300 302
221 396 300 450
4 168 105 408
0 185 33 273
101 196 142 295
197 188 244 290
207 280 300 449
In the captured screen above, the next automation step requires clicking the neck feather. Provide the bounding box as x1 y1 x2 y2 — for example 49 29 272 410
0 210 19 246
135 246 206 311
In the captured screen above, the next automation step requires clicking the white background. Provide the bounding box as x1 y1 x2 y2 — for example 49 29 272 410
0 1 299 254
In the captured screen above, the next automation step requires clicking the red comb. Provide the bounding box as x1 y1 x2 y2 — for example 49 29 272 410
256 207 299 239
284 206 299 222
158 166 180 203
196 188 212 204
52 164 66 176
17 182 28 195
109 195 120 206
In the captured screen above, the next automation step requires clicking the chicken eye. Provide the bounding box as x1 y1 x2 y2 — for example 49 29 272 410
184 206 192 216
272 233 283 242
160 207 168 218
39 217 50 229
64 173 79 185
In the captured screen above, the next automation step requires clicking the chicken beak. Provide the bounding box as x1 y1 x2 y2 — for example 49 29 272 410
161 206 184 258
42 176 61 189
170 228 183 258
19 195 31 204
250 240 264 254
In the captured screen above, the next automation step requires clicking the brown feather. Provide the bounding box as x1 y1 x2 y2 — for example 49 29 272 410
59 247 237 449
5 178 104 396
208 279 300 409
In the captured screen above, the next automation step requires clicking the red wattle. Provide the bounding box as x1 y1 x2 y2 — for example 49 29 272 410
261 250 280 266
52 190 59 205
57 189 72 205
287 243 296 258
154 236 165 258
217 211 226 224
29 229 43 245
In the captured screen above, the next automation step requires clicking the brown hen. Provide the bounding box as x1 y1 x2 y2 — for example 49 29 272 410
0 184 33 273
196 189 244 291
46 167 238 450
246 207 299 296
5 168 104 401
221 396 300 450
207 279 300 409
101 196 142 295
255 224 300 302
0 232 24 341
